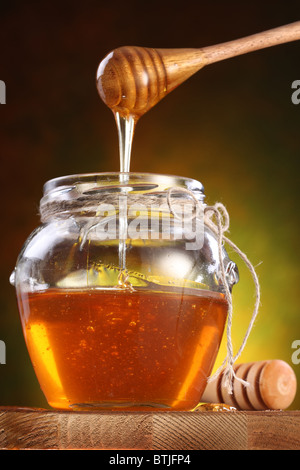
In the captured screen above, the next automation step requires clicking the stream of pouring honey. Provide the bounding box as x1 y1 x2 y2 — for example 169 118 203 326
97 48 171 287
98 50 152 290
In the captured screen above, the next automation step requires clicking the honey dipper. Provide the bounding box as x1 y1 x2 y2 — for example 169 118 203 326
201 360 297 410
97 21 300 119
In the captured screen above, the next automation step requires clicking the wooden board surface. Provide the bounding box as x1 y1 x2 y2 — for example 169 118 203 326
0 407 299 450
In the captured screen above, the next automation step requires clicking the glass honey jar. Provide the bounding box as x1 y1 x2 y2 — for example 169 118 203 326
11 172 239 411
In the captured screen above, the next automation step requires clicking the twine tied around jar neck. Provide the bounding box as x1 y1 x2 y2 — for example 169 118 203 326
167 187 261 394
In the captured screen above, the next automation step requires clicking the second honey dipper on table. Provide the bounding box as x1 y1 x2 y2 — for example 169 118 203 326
201 360 297 410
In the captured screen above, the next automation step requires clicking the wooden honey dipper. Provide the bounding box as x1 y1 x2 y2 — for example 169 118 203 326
97 21 300 119
201 360 297 410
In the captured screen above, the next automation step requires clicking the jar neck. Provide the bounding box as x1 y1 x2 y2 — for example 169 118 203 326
39 172 205 223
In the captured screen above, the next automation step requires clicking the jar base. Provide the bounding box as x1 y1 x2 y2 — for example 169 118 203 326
48 400 208 412
68 401 178 412
48 401 235 412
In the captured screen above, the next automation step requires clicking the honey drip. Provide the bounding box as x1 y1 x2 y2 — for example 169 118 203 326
98 50 160 287
115 112 135 173
114 112 135 289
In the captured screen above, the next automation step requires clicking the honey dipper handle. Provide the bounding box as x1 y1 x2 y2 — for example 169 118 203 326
202 21 300 65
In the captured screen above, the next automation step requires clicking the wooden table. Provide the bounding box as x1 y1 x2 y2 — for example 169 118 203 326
0 407 299 450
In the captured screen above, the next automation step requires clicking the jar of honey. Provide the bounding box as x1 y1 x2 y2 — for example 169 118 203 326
11 172 239 411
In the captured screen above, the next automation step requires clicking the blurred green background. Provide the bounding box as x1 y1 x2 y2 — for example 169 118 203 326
0 0 299 409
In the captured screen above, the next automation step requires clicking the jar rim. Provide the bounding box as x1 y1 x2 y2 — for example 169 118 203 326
43 172 204 196
40 172 205 223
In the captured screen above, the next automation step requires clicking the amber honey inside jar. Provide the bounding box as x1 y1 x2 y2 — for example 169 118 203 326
19 288 227 410
12 173 238 411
